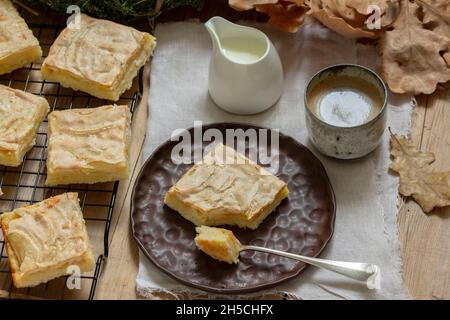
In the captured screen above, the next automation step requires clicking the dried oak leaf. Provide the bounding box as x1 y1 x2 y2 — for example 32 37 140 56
381 0 450 94
256 1 309 32
229 0 278 11
229 0 308 32
306 0 400 39
390 133 450 213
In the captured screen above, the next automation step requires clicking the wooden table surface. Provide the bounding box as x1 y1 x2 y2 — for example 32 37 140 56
93 59 450 299
1 3 446 301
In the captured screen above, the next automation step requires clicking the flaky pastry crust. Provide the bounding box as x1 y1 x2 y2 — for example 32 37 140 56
0 85 49 167
0 0 42 74
165 144 289 230
46 105 131 186
0 193 95 288
41 14 156 101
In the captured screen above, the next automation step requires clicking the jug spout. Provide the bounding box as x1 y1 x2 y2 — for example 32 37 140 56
205 16 231 50
205 16 271 64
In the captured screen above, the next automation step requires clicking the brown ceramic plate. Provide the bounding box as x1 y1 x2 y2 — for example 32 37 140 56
131 123 336 294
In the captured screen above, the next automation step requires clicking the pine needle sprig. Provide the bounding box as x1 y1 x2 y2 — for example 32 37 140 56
25 0 204 20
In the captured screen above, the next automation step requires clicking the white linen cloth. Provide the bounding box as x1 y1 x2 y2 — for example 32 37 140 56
137 19 412 299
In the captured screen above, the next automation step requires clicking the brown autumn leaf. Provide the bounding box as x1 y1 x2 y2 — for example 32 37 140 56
381 0 450 95
229 0 278 11
229 0 308 32
306 0 400 39
390 133 450 213
230 0 399 36
229 0 450 95
256 1 309 32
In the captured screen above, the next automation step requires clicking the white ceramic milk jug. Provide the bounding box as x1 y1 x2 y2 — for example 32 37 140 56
205 16 284 115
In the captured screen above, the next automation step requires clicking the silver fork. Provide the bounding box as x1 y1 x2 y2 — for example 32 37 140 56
240 244 381 290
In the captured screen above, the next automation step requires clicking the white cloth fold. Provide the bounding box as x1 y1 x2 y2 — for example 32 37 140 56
138 19 411 299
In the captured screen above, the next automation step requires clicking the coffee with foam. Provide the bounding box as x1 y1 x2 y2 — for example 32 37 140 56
307 74 384 127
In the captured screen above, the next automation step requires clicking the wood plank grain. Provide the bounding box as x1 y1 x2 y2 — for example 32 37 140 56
15 6 449 301
94 65 150 300
97 89 450 300
0 10 151 299
399 88 450 300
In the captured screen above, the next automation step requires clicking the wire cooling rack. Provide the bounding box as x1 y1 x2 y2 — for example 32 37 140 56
0 21 142 300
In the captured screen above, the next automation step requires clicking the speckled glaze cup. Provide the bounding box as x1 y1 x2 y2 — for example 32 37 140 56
305 64 387 160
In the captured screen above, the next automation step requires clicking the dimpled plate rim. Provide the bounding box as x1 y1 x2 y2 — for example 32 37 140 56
130 122 336 294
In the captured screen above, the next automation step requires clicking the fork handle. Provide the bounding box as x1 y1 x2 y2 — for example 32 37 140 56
241 245 380 289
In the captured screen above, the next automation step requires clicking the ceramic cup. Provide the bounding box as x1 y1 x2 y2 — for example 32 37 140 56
304 64 387 160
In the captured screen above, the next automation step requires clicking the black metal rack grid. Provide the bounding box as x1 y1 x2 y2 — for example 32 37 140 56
0 22 142 300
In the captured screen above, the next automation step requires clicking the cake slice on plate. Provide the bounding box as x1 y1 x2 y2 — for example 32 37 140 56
165 143 289 230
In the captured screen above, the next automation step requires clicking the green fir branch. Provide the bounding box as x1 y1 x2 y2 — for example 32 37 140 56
25 0 204 20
